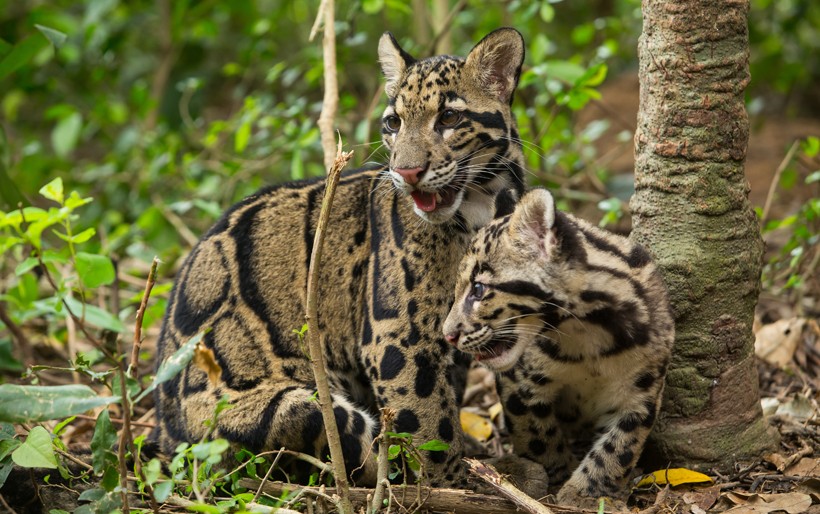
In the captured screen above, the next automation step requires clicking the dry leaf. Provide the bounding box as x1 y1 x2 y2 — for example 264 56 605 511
763 452 789 470
683 484 721 511
193 343 222 386
635 468 714 488
488 402 503 421
723 491 812 514
460 410 493 441
787 457 820 477
754 318 806 367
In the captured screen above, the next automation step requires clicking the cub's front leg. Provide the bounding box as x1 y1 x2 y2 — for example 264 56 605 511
556 387 663 506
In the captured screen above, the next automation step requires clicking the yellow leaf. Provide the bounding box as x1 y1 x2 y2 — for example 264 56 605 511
460 410 493 442
636 468 714 488
193 343 222 386
488 402 503 421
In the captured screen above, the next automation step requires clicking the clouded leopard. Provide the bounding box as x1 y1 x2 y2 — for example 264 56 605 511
443 188 674 504
152 28 527 487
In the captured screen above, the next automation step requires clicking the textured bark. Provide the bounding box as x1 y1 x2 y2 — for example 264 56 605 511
631 0 777 470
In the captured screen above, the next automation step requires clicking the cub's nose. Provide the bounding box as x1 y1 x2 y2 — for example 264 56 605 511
444 331 460 346
394 166 424 185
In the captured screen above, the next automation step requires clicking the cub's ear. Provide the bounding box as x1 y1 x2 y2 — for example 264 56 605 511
509 188 557 258
378 32 416 98
465 27 525 105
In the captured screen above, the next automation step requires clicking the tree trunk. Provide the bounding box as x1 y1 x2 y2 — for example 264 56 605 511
631 0 777 470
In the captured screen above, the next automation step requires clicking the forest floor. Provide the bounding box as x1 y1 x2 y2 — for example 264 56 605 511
2 73 819 513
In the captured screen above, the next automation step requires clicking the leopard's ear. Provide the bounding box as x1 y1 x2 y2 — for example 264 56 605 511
378 32 416 98
464 27 525 105
509 188 557 258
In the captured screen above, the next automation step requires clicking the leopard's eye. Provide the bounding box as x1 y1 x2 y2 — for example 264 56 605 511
383 115 401 133
469 282 486 301
438 109 461 128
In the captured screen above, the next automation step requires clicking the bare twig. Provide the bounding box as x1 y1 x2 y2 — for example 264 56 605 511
761 139 800 224
241 479 569 514
129 257 159 379
116 364 131 512
370 408 396 514
424 0 468 55
0 492 18 514
253 447 286 504
314 0 340 171
145 0 176 129
305 137 355 514
465 458 555 514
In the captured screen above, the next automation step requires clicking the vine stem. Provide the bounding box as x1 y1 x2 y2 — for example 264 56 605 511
305 137 354 514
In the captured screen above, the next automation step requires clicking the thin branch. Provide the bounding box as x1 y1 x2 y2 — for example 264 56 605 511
145 0 176 130
761 139 800 224
253 447 286 504
424 0 468 55
465 458 556 514
305 137 355 514
370 408 396 514
315 0 340 171
129 257 159 379
116 363 131 512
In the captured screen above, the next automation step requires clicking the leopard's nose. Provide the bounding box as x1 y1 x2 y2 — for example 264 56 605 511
444 331 460 346
394 166 424 185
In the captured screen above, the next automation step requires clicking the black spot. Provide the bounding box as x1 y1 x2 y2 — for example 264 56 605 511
430 450 447 464
618 449 634 467
634 372 656 390
438 418 454 442
627 245 651 268
528 399 552 417
603 441 616 454
395 409 420 434
396 386 408 395
333 406 349 432
618 414 640 433
380 345 405 380
414 354 436 398
528 439 547 456
530 373 552 385
505 393 527 416
352 412 366 435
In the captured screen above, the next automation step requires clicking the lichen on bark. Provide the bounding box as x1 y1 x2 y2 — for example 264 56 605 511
631 0 777 470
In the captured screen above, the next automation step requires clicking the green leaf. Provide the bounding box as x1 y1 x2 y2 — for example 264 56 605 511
136 331 205 402
153 480 174 502
417 440 450 452
11 426 57 468
0 127 27 210
39 177 64 205
0 384 119 423
0 33 49 81
544 60 586 84
90 409 117 474
67 227 95 244
63 296 125 332
362 0 385 14
235 120 251 153
34 25 67 49
75 252 115 288
802 136 819 158
52 112 83 158
539 3 555 22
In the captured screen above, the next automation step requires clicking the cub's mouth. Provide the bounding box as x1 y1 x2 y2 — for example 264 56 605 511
471 337 517 362
409 182 461 213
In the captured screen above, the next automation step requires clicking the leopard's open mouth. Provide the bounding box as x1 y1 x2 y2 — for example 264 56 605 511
409 182 461 212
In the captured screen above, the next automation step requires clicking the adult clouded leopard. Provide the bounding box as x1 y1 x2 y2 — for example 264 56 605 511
443 189 674 504
152 28 527 487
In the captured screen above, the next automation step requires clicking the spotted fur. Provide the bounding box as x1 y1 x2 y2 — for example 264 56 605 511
152 28 527 487
443 189 674 503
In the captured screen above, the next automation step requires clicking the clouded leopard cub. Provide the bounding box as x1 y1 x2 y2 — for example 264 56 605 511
443 188 674 504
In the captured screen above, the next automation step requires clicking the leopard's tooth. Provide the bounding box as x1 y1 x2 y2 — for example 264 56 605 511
435 192 442 202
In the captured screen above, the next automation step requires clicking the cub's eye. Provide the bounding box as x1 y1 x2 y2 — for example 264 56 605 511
383 115 401 133
438 109 461 128
468 282 486 301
